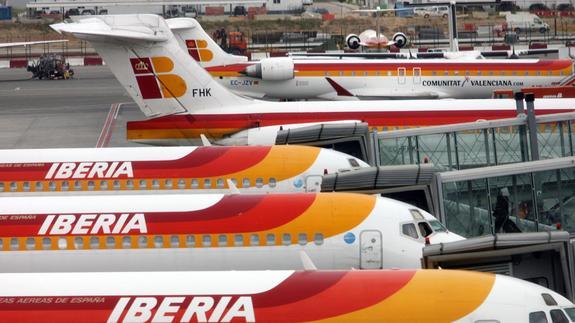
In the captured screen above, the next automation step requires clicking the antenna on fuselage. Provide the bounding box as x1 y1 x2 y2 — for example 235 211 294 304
226 179 241 194
299 251 318 271
200 134 212 146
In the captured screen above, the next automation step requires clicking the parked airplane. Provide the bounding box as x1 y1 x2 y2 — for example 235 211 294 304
51 15 575 146
0 193 463 272
164 18 572 100
0 146 365 194
345 29 409 50
1 269 572 322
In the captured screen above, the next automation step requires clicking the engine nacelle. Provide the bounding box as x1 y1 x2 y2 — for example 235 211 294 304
242 57 294 81
392 32 408 48
345 34 361 50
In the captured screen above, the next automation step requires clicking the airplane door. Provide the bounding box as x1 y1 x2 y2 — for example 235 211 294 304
397 67 406 85
305 175 322 192
360 230 382 269
413 67 421 84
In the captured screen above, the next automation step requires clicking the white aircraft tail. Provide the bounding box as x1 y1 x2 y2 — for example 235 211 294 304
166 18 248 67
51 15 251 117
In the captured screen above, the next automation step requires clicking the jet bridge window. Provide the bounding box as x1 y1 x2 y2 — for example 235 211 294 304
550 310 568 323
529 311 548 323
402 223 419 239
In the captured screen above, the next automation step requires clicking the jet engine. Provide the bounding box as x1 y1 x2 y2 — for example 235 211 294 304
242 57 295 81
345 34 361 50
392 32 408 48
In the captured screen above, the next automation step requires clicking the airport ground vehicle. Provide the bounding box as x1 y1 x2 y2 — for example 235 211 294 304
27 54 73 80
0 145 366 194
0 269 572 322
51 15 575 147
166 18 571 101
413 6 449 18
502 12 549 33
0 193 462 272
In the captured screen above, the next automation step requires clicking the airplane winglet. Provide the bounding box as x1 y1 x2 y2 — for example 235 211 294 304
325 77 354 97
299 251 317 271
200 134 212 146
226 179 241 194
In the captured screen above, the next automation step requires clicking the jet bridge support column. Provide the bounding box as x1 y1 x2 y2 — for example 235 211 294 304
515 92 529 162
525 94 540 161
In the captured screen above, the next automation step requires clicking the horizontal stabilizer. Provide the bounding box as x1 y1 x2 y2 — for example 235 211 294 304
51 16 169 43
0 40 68 49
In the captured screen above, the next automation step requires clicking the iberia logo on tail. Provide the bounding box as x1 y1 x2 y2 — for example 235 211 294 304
129 57 187 99
186 39 213 62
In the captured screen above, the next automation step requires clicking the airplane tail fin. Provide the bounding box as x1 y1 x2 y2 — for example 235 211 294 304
166 18 248 67
51 15 251 117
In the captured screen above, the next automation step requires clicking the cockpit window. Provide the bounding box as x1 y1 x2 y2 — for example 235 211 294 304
402 223 419 239
542 293 558 306
429 220 447 233
418 222 433 238
563 308 575 321
529 311 548 323
348 158 360 168
550 310 568 323
409 209 425 220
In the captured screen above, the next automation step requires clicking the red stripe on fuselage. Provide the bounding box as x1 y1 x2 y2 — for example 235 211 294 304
127 109 573 132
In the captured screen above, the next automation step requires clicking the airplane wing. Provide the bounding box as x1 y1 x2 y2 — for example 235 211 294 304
324 77 446 100
0 40 68 49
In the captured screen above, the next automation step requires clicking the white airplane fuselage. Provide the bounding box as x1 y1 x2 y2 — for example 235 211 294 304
207 58 573 100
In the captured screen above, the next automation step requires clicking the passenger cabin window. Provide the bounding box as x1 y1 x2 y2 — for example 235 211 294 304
202 235 211 247
164 179 173 189
74 237 84 249
138 236 148 248
314 233 324 245
186 235 195 247
256 178 264 188
122 236 132 248
9 238 18 250
22 182 30 191
152 179 160 189
73 180 82 191
250 234 259 246
282 233 291 246
87 181 95 190
9 182 17 192
178 179 185 189
90 237 99 249
402 223 419 239
550 310 568 323
35 182 43 191
170 235 180 247
126 180 134 189
0 182 4 192
26 238 35 250
269 178 277 188
100 180 108 190
191 179 199 189
154 236 163 248
266 234 275 245
61 181 69 191
218 234 228 246
242 178 250 188
234 234 244 246
529 311 548 323
106 236 115 248
298 233 308 246
42 237 51 250
216 178 225 188
139 180 147 189
204 179 212 188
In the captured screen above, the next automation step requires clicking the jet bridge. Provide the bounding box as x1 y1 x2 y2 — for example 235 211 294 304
422 232 575 301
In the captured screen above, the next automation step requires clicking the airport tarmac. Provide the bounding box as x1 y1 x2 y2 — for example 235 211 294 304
0 66 144 149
